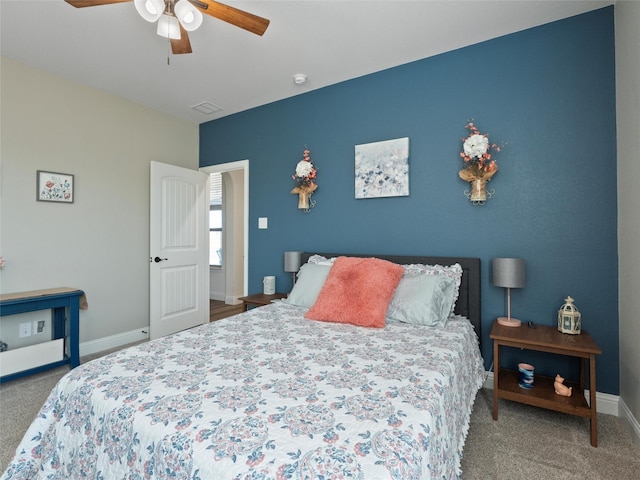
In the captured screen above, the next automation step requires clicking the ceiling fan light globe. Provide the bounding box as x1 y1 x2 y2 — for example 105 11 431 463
174 0 203 32
157 14 181 40
134 0 164 23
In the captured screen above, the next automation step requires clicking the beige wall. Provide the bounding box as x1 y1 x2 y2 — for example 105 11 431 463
226 169 245 303
0 57 199 352
615 0 640 443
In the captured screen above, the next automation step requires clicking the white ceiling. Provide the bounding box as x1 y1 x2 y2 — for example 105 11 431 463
1 0 614 124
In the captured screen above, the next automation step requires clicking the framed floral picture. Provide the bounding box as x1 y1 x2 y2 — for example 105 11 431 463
37 170 74 203
355 137 409 199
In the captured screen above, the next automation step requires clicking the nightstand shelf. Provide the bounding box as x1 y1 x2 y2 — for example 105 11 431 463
496 369 589 415
238 293 287 311
490 321 601 447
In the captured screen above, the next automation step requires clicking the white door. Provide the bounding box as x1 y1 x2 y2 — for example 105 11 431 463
150 161 209 339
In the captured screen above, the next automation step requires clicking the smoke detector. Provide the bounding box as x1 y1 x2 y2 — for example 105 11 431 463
293 73 307 85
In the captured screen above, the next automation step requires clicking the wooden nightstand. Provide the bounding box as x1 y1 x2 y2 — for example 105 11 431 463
490 320 601 447
238 293 287 311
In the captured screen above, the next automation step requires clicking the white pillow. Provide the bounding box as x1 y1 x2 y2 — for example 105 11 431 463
307 254 337 266
403 263 463 315
387 274 455 327
282 263 332 308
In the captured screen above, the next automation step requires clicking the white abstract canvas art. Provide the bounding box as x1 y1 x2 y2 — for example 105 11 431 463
355 137 409 199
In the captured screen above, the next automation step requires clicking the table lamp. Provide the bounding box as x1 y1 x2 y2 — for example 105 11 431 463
492 258 526 327
284 251 303 287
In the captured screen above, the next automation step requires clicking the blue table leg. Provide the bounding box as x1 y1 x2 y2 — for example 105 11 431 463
68 297 80 368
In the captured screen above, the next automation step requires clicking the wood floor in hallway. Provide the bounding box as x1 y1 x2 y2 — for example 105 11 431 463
210 299 244 322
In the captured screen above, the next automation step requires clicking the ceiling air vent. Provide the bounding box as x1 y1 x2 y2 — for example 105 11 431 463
191 102 223 115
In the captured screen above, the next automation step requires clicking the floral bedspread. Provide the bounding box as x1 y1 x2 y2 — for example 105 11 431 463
3 302 485 480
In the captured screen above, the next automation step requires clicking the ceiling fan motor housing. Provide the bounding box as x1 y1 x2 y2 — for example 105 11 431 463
66 0 271 55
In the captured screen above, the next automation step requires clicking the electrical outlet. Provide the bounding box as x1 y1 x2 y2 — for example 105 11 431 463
19 322 32 338
33 320 46 334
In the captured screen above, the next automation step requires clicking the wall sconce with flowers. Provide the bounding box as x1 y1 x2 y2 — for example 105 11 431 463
291 148 317 212
458 122 501 205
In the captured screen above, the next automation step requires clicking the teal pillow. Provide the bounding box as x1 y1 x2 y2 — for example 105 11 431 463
283 263 332 308
386 274 455 327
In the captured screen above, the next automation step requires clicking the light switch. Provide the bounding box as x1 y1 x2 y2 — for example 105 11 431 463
258 217 268 229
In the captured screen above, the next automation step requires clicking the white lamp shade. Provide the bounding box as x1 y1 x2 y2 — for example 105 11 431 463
157 14 181 40
174 0 203 31
284 251 303 273
492 258 526 288
134 0 164 23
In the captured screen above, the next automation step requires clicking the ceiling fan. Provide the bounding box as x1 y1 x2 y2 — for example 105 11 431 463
64 0 270 54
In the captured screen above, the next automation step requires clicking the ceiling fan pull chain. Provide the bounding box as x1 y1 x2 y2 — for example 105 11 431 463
167 37 171 66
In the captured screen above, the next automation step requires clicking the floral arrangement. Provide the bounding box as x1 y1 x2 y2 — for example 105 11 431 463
460 122 500 177
458 122 502 203
292 148 317 188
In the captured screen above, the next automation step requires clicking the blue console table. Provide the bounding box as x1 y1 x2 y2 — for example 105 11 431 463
0 287 85 383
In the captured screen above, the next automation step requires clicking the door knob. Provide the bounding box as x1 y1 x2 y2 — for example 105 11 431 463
154 256 168 263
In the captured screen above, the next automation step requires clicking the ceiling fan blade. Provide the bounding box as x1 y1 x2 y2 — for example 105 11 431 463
65 0 132 7
171 24 193 54
194 0 270 36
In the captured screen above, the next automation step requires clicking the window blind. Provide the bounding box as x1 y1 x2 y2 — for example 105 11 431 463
210 173 222 206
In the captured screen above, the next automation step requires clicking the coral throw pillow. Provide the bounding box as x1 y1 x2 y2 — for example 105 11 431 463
305 256 404 328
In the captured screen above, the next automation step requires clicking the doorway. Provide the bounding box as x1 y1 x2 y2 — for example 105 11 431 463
200 161 249 305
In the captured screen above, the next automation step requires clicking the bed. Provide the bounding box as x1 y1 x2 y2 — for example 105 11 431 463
2 253 485 480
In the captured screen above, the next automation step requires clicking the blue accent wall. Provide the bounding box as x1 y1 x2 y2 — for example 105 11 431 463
200 8 618 394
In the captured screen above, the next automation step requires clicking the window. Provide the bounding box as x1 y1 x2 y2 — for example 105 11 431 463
209 173 223 266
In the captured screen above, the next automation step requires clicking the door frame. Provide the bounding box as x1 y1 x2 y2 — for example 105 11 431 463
200 160 249 298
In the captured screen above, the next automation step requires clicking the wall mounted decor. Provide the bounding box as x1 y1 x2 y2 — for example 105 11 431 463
37 170 74 203
355 137 409 199
290 148 317 212
458 122 501 204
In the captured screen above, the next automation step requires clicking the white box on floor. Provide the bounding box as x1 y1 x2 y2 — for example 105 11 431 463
0 339 64 377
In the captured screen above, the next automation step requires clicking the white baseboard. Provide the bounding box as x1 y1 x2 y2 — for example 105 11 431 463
225 295 242 305
619 397 640 446
586 389 620 416
483 371 620 416
210 293 243 305
79 328 149 358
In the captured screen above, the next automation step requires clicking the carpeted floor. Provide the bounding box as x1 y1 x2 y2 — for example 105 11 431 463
461 388 639 479
1 355 638 478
